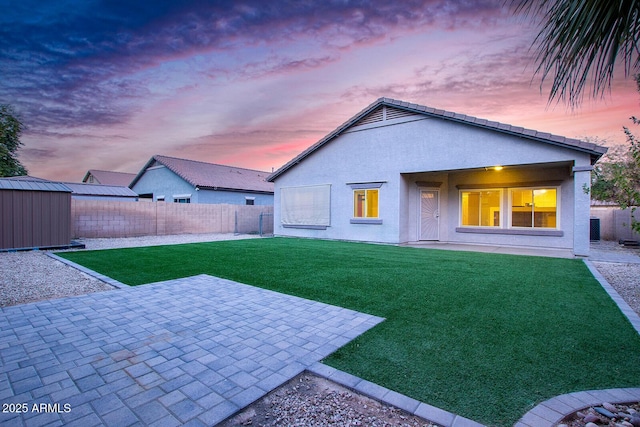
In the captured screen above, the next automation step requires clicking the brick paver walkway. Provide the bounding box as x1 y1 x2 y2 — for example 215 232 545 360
0 274 383 426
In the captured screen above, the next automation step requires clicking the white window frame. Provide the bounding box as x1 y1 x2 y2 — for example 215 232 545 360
508 187 560 230
458 186 560 230
353 188 379 219
349 182 384 225
459 189 503 228
173 193 192 204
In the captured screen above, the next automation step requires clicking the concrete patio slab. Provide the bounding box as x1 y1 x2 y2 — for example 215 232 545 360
0 274 383 426
402 241 575 258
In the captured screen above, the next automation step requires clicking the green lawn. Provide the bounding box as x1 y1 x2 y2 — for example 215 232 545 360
58 238 640 426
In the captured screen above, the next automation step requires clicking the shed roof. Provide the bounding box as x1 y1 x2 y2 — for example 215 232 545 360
267 97 608 181
130 155 274 194
82 170 136 186
0 177 72 192
63 182 138 198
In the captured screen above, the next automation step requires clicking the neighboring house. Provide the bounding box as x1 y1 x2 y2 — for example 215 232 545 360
130 155 274 205
63 182 139 201
83 170 136 186
267 98 607 256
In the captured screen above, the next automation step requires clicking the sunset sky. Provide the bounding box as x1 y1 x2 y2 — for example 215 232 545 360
2 0 638 182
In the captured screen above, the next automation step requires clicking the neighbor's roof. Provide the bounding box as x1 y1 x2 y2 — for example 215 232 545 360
4 175 50 182
62 182 138 198
267 97 609 182
130 155 274 193
82 170 137 186
0 177 72 192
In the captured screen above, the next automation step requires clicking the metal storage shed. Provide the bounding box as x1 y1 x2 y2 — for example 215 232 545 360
0 178 73 250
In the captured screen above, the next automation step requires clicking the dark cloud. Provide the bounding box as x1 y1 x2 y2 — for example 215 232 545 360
1 0 504 133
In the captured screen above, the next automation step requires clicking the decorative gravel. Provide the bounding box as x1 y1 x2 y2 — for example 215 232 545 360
0 233 260 308
0 251 112 307
592 261 640 316
558 401 640 427
218 373 440 427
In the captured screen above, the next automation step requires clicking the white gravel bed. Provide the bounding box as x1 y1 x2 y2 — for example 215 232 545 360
0 251 112 307
0 233 261 308
592 261 640 316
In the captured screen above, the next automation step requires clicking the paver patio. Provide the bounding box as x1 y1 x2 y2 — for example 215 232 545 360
0 274 383 426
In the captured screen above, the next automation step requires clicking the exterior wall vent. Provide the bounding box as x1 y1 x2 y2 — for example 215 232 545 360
385 106 418 120
354 106 384 126
352 105 419 128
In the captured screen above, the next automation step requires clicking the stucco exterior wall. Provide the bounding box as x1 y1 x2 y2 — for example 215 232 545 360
273 116 595 253
196 190 273 205
131 166 195 202
402 165 575 249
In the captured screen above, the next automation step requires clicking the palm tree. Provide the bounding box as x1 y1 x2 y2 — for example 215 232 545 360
513 0 640 107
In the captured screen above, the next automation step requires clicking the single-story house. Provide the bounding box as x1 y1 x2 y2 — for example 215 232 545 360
82 170 136 186
267 98 607 256
130 155 274 205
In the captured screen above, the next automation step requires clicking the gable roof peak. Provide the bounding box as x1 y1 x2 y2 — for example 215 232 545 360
267 97 608 182
130 154 274 193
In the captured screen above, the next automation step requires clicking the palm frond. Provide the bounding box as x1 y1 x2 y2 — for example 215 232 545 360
511 0 640 107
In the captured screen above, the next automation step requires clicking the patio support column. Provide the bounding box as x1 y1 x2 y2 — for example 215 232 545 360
573 165 593 257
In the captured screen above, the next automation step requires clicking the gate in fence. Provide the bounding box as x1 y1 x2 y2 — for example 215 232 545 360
234 210 274 236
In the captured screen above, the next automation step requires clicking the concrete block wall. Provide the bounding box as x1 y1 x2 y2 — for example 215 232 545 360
590 206 640 241
71 200 273 238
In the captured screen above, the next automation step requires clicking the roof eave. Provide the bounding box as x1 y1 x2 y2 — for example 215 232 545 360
267 98 609 180
267 98 388 182
197 186 274 195
129 156 158 188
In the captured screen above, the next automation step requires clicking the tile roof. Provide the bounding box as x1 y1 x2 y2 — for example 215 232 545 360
131 155 274 193
0 177 72 192
83 170 137 186
267 97 608 182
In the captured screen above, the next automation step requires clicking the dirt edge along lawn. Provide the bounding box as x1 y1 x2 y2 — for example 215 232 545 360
58 238 640 426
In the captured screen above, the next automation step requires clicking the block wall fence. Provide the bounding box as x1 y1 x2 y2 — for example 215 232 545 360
70 200 635 241
71 200 274 238
590 206 640 241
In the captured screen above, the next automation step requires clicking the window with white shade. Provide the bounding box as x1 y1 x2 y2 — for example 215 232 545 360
280 184 331 228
